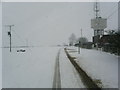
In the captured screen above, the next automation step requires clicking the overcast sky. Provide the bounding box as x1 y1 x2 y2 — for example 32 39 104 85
2 2 118 46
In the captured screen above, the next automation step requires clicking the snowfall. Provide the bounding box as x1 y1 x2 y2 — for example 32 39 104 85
2 46 119 88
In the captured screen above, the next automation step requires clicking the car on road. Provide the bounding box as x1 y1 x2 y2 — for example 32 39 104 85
17 49 26 52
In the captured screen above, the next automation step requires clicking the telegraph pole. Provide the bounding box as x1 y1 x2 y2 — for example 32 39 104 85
78 28 82 54
78 41 81 54
81 28 83 48
5 25 14 52
81 28 83 37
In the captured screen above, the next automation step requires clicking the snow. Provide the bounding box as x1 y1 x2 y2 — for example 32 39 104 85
2 47 60 88
59 48 85 88
2 46 119 88
3 46 86 88
67 47 118 88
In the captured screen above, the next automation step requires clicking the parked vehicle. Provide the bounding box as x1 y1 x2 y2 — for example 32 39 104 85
17 49 26 52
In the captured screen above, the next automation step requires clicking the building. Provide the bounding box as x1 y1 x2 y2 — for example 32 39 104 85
99 33 120 55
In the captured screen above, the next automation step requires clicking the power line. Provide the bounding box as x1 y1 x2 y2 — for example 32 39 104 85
107 4 119 20
12 30 26 44
102 4 118 18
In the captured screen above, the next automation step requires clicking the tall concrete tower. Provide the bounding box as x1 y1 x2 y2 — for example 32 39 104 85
91 2 107 36
91 1 107 47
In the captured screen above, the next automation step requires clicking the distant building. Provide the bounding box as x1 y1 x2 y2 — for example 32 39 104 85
82 42 93 49
74 42 93 49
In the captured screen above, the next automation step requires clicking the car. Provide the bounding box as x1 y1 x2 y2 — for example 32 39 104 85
17 49 26 52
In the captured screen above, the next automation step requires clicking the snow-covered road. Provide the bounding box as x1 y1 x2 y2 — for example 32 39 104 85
52 49 61 88
2 46 118 88
59 49 85 88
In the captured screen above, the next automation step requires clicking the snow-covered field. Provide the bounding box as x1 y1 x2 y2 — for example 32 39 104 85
67 47 118 88
2 47 60 88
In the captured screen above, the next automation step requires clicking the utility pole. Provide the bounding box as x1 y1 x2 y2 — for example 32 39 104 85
81 28 83 48
78 41 81 54
81 28 83 37
5 25 14 52
78 29 82 54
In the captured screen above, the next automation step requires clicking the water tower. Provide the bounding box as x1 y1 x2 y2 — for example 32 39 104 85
91 2 107 47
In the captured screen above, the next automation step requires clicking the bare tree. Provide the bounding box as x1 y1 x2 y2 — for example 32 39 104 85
77 37 88 44
69 33 76 46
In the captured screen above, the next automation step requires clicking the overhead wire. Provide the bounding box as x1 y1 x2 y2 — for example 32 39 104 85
101 3 118 19
12 29 26 46
106 3 119 20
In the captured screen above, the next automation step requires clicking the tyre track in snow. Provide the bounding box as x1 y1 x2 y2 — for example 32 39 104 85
52 49 61 89
64 48 101 90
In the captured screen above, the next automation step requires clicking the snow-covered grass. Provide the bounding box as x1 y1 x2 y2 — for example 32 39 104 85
2 47 60 88
67 46 118 88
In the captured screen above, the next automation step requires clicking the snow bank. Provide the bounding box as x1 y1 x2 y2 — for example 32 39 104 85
67 47 118 88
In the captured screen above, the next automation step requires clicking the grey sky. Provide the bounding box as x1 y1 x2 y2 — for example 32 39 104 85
2 2 118 46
